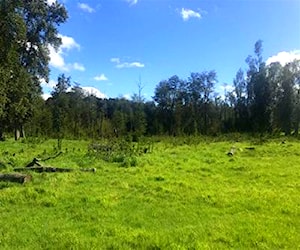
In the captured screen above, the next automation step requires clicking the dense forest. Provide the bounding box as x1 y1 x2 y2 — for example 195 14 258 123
1 1 300 141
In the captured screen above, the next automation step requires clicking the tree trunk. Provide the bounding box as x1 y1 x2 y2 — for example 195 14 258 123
14 128 20 141
20 124 26 139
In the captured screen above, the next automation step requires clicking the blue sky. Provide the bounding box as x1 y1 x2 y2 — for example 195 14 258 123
43 0 300 100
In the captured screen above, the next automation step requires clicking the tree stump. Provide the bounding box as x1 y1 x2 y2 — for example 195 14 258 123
227 147 235 156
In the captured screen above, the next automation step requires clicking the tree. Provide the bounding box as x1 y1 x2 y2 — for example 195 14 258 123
246 40 273 133
0 0 67 140
153 75 182 135
232 68 249 131
276 60 300 135
187 71 217 134
130 77 147 138
51 74 71 145
292 61 300 135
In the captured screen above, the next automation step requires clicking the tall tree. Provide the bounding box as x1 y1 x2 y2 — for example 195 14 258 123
187 71 217 134
154 75 182 135
232 68 249 131
246 40 273 133
276 60 300 135
0 0 67 140
51 74 71 143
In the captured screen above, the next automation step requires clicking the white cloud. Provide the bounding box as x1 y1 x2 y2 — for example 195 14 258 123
266 50 300 66
49 34 84 72
82 87 107 99
49 46 67 71
117 62 144 68
41 84 106 100
126 0 138 6
40 79 57 88
58 34 80 50
110 58 120 64
78 3 95 13
181 8 201 21
123 94 131 100
47 0 56 5
111 57 145 68
94 74 108 81
73 62 85 71
42 93 52 100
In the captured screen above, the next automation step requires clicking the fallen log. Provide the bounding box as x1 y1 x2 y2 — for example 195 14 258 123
0 173 32 184
14 166 96 173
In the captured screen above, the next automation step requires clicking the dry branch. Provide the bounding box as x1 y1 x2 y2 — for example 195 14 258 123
41 151 63 161
25 152 63 168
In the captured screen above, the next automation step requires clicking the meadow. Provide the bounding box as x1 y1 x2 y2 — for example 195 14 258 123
0 136 299 249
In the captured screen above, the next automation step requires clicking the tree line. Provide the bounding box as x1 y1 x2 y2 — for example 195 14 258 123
28 41 300 139
0 1 299 140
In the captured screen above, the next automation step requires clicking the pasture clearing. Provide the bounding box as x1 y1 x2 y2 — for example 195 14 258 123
0 137 299 249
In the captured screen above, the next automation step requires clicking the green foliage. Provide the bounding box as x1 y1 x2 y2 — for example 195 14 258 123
0 137 299 248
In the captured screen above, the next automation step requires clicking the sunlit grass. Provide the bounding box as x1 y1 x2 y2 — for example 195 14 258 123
0 137 299 249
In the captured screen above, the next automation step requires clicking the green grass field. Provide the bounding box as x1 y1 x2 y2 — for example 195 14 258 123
0 137 299 249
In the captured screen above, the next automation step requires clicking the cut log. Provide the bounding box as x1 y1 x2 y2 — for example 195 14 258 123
0 173 32 184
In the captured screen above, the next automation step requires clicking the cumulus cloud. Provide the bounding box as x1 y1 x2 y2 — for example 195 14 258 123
59 34 80 50
94 74 108 81
78 3 95 13
49 34 84 72
266 50 300 66
181 8 201 21
41 84 107 100
49 46 67 71
110 57 145 68
82 87 107 99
